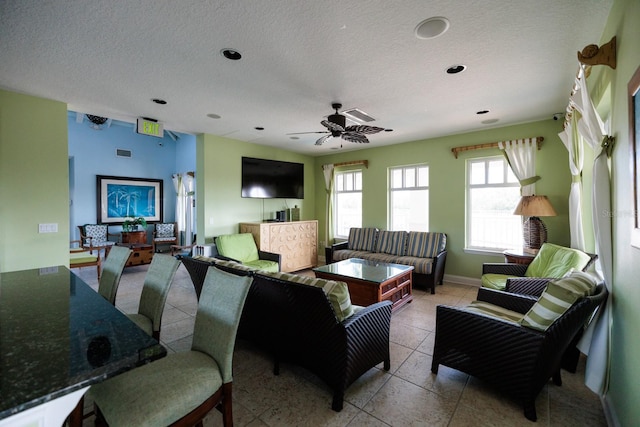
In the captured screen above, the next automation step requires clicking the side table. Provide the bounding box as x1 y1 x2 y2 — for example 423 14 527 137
503 249 536 266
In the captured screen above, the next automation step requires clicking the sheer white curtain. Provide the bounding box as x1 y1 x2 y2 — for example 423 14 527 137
172 172 195 246
558 110 586 250
322 164 334 247
569 64 612 396
498 138 540 195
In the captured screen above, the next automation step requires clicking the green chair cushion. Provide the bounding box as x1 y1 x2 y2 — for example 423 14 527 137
260 271 355 321
69 252 98 264
520 270 598 331
525 243 592 278
481 273 517 290
215 233 259 263
244 259 279 272
89 351 221 427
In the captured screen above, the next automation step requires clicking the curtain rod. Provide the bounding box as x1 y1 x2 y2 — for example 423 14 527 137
323 160 368 169
451 137 544 159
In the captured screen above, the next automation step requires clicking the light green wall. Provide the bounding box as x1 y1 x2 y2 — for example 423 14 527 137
595 0 640 424
314 119 571 278
0 90 69 272
196 133 315 243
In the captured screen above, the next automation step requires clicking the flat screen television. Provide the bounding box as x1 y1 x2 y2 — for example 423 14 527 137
241 157 304 199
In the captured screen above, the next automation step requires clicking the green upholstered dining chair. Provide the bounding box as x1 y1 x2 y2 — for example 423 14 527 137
89 266 252 426
125 254 181 340
98 245 132 305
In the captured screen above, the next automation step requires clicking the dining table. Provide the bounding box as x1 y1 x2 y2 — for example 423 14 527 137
0 266 166 426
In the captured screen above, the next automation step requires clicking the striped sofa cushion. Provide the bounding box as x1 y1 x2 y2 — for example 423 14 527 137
375 230 407 256
393 256 434 275
520 270 598 331
332 249 372 262
465 301 524 324
347 227 378 251
261 271 354 322
406 232 446 258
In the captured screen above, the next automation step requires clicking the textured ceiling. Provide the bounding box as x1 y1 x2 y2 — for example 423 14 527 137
0 0 612 155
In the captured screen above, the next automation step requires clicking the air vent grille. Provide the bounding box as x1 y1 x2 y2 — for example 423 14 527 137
342 108 375 123
116 148 132 158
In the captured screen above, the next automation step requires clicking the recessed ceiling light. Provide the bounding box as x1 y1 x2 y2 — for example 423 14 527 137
482 118 499 125
446 65 466 74
207 113 221 119
254 127 264 131
221 49 242 60
476 110 490 115
415 17 450 39
152 98 167 105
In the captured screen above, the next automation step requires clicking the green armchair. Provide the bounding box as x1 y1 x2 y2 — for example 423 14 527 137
481 243 596 292
215 233 280 272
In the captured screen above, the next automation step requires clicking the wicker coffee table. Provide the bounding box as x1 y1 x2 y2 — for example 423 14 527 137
313 258 413 311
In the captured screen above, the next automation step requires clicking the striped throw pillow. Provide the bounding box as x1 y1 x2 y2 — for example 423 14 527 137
348 228 378 251
520 270 598 331
260 271 355 322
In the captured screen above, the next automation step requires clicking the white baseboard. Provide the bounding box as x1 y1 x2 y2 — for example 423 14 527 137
444 274 481 287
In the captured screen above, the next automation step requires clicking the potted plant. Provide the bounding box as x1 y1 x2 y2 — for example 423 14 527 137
122 216 147 232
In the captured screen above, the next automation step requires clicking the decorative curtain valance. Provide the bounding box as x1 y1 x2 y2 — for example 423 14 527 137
451 137 544 159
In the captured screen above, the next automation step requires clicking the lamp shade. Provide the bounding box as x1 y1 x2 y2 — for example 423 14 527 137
513 195 556 253
513 195 557 217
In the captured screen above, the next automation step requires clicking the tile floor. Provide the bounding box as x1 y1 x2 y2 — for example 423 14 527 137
73 263 607 426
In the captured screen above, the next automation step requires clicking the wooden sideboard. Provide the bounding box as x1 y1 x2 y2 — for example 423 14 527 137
239 220 318 272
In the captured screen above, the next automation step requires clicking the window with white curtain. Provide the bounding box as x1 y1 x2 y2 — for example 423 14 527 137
466 156 522 251
389 164 429 231
333 170 362 238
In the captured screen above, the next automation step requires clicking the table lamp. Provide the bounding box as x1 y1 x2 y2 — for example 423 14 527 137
513 195 557 254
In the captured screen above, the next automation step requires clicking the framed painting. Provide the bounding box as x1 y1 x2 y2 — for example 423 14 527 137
629 65 640 248
97 175 163 224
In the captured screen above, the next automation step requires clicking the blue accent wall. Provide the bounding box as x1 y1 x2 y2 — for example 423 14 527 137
68 112 195 239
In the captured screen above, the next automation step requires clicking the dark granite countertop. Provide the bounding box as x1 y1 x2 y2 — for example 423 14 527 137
0 266 166 419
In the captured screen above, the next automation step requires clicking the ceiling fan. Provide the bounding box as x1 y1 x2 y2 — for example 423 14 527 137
288 103 385 146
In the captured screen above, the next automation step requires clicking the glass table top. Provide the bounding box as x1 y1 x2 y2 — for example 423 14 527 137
313 258 413 284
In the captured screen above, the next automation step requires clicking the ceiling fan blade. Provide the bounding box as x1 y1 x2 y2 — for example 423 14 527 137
286 131 329 135
315 134 332 146
341 132 369 144
344 125 385 134
321 120 345 132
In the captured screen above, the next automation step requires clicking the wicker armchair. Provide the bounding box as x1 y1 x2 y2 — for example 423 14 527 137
431 284 607 422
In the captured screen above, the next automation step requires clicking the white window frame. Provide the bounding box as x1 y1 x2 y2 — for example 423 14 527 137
333 169 362 239
466 156 521 253
388 164 429 231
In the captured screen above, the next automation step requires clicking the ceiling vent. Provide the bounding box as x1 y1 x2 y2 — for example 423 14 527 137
116 148 132 158
341 108 376 123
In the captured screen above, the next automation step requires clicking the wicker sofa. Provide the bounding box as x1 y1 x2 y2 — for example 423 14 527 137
325 228 447 294
179 255 392 412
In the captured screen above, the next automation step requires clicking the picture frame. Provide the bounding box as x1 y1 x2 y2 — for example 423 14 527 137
96 175 163 224
629 65 640 248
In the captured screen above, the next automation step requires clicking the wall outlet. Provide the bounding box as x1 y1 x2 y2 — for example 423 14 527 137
38 223 58 233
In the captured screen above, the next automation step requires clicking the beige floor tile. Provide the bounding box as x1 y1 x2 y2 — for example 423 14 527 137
73 263 607 427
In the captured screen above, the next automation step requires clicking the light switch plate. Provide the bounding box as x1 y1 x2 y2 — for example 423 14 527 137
38 223 58 233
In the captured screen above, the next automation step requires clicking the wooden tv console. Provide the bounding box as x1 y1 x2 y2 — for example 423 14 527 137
239 220 318 272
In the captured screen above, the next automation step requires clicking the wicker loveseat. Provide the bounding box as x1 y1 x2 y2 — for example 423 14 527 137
325 227 447 294
179 255 392 412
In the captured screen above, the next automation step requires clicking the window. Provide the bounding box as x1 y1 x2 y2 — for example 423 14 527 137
467 156 521 251
389 165 429 231
333 170 362 238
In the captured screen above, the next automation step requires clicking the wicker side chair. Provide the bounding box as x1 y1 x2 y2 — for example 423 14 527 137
431 284 607 422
